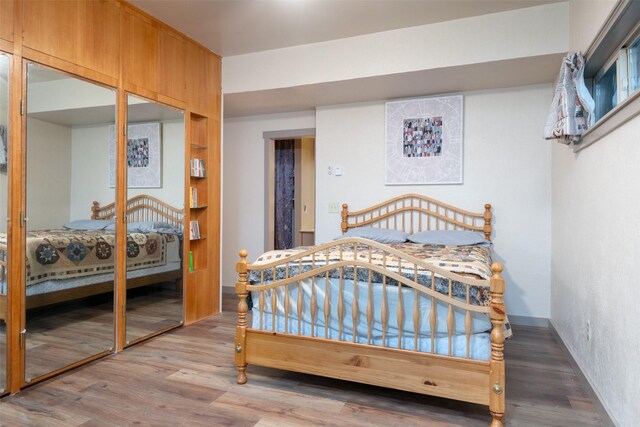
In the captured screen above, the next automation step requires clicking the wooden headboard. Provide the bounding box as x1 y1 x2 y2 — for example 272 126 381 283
91 194 184 230
340 194 492 240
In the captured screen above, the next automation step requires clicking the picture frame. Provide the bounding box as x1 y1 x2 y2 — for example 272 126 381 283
385 95 463 185
108 122 162 188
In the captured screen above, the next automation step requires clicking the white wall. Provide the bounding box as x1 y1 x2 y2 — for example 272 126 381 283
552 121 640 427
315 85 552 319
552 2 639 425
569 0 617 52
223 3 568 94
222 85 553 320
70 120 185 220
26 118 72 230
222 111 316 286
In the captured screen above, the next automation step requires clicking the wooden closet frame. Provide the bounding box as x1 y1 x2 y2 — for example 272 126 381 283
0 0 221 395
235 194 506 426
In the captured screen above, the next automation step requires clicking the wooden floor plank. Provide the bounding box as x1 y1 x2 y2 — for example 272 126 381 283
0 289 604 426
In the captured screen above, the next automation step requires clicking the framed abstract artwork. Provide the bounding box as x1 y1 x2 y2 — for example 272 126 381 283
385 95 463 185
109 122 162 188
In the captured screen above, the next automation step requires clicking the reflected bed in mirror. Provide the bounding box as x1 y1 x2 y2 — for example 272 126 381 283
23 61 119 382
2 195 184 315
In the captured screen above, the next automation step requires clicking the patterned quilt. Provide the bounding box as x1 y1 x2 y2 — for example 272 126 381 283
0 230 175 287
250 242 493 306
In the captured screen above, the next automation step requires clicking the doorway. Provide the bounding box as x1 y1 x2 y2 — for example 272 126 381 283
264 130 315 251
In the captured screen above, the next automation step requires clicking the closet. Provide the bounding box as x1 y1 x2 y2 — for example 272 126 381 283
0 0 221 395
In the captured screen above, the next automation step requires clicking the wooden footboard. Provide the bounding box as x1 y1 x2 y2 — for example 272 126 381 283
234 238 506 426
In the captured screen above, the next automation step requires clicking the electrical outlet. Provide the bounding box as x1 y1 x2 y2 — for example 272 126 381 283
586 320 591 341
328 202 340 213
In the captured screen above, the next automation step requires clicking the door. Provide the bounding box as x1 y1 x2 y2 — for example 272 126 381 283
23 62 117 383
124 94 184 346
274 139 294 250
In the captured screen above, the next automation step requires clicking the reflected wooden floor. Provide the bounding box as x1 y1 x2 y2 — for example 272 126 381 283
0 289 603 426
1 283 182 388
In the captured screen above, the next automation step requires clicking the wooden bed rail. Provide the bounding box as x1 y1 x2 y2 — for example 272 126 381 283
341 194 492 241
235 245 506 425
92 194 184 230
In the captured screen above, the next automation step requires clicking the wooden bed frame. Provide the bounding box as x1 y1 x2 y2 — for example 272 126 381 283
0 195 184 321
235 194 506 426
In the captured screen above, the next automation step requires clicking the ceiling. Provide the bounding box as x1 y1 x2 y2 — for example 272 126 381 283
130 0 563 57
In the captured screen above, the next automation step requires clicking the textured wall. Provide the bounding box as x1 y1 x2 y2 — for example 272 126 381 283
552 116 640 427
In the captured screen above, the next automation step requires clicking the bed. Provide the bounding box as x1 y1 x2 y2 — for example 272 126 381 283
0 194 183 321
234 194 508 426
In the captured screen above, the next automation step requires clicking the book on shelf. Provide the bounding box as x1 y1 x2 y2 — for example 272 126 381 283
189 251 194 272
189 187 198 208
190 158 206 178
189 220 201 240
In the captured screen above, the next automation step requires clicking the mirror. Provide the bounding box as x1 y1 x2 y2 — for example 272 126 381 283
125 95 184 345
0 52 9 393
24 63 117 382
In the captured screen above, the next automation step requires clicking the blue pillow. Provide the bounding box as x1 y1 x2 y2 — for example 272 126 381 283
408 230 488 246
63 219 113 230
337 227 408 243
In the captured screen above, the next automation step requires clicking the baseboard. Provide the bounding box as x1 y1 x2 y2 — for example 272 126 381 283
508 315 549 327
549 321 617 427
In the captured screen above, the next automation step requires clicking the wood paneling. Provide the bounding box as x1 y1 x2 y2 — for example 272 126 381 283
185 43 212 116
0 0 13 43
158 29 186 101
76 0 120 79
122 8 158 93
22 0 120 80
22 0 77 60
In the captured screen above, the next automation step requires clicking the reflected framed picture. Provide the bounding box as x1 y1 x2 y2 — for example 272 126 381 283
108 122 162 188
385 95 463 185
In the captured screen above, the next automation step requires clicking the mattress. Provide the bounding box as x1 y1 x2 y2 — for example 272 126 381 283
251 277 492 360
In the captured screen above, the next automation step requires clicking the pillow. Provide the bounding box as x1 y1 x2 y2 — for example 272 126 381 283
106 221 179 233
337 227 409 243
407 230 488 246
63 219 113 230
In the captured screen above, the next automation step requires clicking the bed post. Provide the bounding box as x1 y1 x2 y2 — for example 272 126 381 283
91 201 100 220
484 204 492 241
341 204 349 234
489 262 506 426
235 249 249 384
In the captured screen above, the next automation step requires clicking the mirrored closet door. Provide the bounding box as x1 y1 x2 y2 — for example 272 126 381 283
124 94 184 346
0 52 10 394
24 63 117 382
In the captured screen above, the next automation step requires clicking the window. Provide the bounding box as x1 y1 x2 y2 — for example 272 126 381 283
577 0 640 151
591 29 640 122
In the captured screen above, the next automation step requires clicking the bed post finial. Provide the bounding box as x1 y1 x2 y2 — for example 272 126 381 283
235 250 250 384
484 204 492 241
91 201 100 220
341 204 349 234
489 262 505 427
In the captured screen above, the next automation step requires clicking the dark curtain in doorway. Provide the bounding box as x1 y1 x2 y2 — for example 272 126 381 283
274 139 295 250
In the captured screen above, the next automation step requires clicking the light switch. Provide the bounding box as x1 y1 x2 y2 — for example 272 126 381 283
334 167 343 176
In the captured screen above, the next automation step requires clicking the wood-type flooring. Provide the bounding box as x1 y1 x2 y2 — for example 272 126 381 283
0 289 604 426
